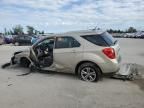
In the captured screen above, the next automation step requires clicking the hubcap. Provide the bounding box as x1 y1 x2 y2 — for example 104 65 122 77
81 67 96 81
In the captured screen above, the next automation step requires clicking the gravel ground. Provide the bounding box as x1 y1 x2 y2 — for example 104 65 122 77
0 39 144 108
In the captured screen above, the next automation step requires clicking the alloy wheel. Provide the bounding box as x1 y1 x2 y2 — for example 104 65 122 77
81 67 97 82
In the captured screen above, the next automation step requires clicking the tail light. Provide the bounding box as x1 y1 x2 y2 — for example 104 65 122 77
102 48 115 59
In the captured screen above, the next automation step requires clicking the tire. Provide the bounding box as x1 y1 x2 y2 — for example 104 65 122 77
78 62 101 82
20 58 30 67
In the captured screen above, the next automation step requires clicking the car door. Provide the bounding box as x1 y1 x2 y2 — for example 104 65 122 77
53 36 81 73
29 37 55 68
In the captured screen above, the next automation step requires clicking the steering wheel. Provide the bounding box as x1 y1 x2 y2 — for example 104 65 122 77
37 43 50 56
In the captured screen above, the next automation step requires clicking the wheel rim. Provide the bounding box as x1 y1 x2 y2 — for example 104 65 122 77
81 67 96 82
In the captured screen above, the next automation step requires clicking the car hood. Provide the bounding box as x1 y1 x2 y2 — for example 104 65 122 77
14 47 30 55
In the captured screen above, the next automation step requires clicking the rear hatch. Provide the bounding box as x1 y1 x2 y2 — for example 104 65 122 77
81 32 121 62
102 32 121 62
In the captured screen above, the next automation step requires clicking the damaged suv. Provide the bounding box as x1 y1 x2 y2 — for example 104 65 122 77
11 30 121 82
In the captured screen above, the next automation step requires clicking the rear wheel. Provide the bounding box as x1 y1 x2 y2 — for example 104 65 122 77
78 62 101 82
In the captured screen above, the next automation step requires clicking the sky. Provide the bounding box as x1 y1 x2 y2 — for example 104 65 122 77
0 0 144 33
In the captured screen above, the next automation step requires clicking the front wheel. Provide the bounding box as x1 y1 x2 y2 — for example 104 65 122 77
78 62 101 82
20 58 30 67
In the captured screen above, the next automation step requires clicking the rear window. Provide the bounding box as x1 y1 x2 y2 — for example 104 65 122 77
102 32 116 46
81 32 116 46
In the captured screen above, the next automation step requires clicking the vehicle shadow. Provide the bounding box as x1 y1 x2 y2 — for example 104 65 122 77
1 64 115 81
5 65 78 80
4 63 144 82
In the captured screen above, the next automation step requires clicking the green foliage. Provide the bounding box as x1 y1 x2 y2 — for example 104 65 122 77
41 30 44 34
27 26 35 35
12 25 24 35
3 25 45 35
34 30 45 35
127 27 137 33
107 29 124 33
107 27 137 33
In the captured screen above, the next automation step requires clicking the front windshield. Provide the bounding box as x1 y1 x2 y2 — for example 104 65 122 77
34 38 54 49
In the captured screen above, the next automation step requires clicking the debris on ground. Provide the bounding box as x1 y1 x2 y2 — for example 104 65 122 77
8 84 12 86
1 62 37 76
16 72 32 76
1 62 11 69
112 63 140 81
1 61 142 81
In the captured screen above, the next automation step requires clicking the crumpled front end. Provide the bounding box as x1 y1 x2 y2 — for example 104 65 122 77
11 49 31 65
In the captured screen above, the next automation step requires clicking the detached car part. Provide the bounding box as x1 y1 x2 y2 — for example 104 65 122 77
112 63 139 81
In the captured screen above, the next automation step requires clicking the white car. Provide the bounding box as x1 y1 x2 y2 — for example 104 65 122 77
11 30 121 82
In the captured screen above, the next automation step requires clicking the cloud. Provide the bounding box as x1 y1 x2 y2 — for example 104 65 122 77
0 0 144 32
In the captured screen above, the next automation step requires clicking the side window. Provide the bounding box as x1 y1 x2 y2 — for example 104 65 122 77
55 37 80 49
81 35 108 46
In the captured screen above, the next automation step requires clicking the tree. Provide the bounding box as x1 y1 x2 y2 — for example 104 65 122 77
4 28 7 35
107 29 123 33
41 30 44 34
127 27 137 33
38 30 44 34
34 30 39 35
107 29 113 33
12 25 24 35
27 26 35 35
9 30 14 35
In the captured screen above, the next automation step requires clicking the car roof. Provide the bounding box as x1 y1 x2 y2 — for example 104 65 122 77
33 29 106 46
46 29 105 38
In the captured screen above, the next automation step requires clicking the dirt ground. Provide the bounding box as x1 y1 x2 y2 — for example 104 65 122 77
0 39 144 108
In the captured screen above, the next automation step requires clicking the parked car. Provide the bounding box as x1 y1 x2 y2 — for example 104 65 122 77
141 34 144 39
4 35 14 44
0 35 5 45
31 35 43 44
13 35 32 46
10 30 121 82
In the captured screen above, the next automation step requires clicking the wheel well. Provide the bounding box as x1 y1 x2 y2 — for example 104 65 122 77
20 57 31 67
75 61 102 75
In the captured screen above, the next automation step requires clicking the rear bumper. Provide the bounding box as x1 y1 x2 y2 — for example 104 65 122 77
100 58 121 74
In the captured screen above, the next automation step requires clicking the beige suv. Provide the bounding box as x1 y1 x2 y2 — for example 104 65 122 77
11 30 121 82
